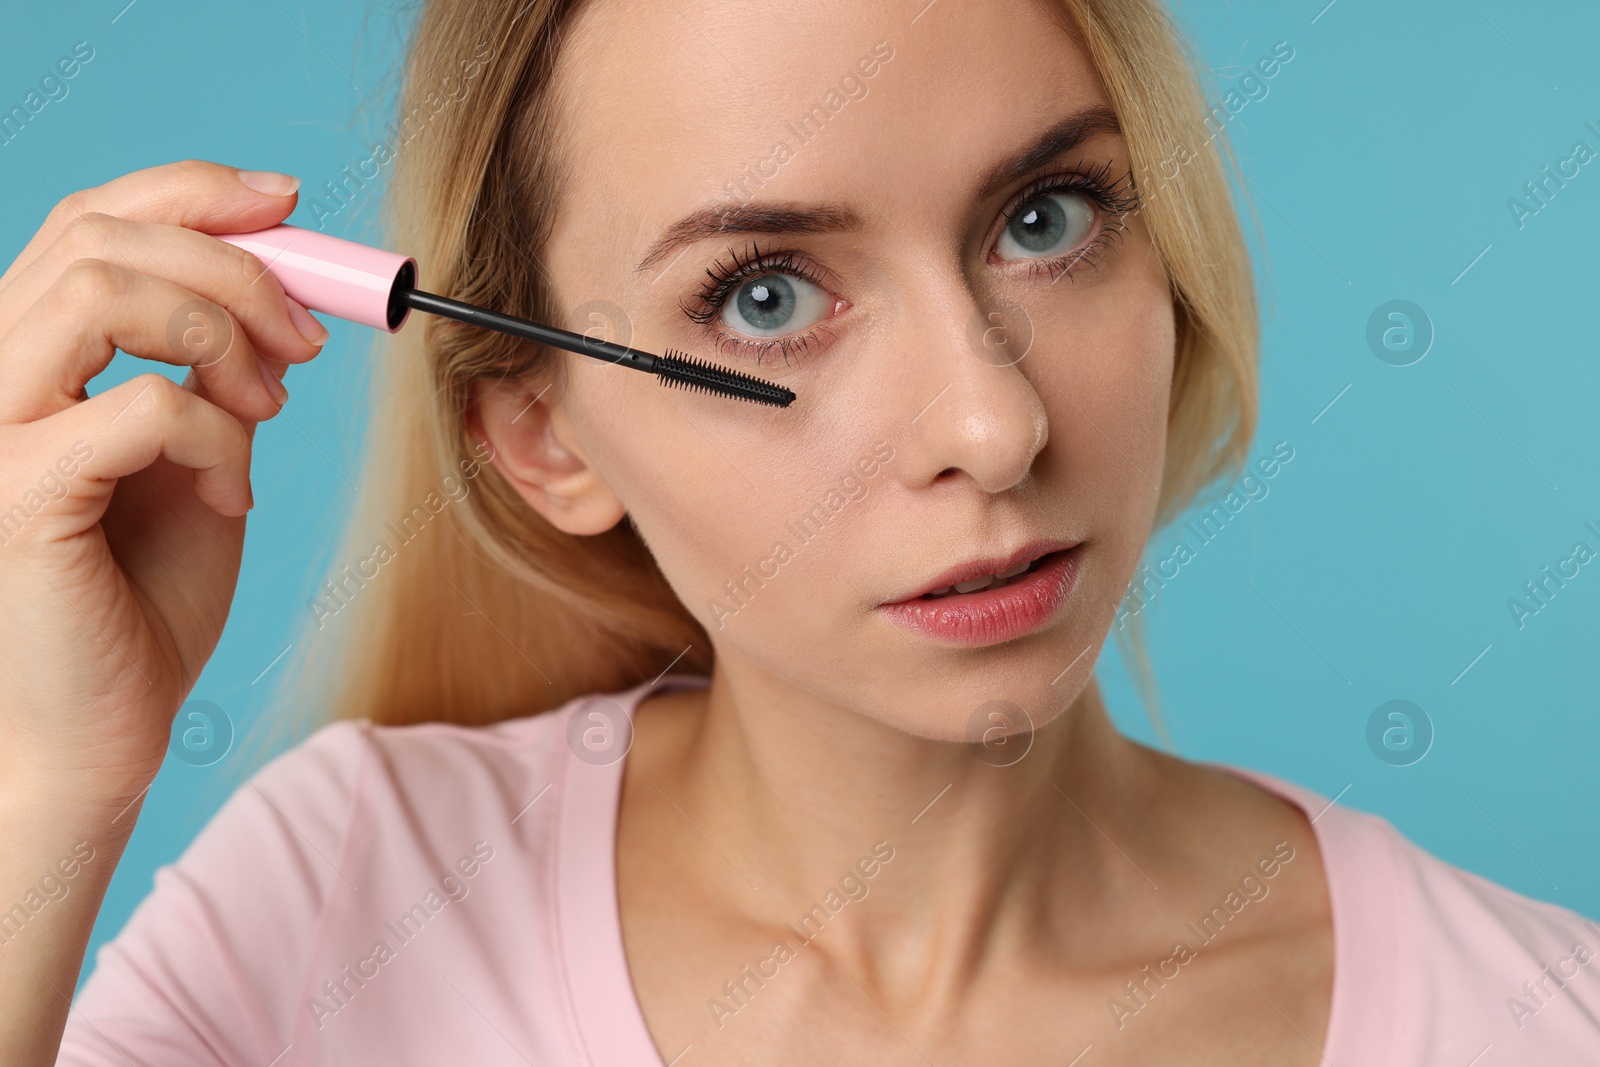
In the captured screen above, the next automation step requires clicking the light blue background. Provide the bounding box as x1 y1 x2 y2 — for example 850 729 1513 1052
2 0 1594 994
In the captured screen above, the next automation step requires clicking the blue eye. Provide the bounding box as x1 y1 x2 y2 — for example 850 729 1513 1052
996 191 1096 260
721 273 830 337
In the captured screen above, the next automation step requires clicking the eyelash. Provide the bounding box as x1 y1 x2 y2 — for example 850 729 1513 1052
997 159 1142 284
680 161 1142 364
680 245 835 366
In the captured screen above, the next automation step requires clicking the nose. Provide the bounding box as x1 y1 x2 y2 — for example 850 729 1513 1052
888 285 1049 495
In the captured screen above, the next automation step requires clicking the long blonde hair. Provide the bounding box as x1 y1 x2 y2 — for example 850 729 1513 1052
257 0 1256 756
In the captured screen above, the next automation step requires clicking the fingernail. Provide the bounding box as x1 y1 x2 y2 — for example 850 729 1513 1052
237 169 300 196
259 357 289 405
285 295 329 346
246 481 256 512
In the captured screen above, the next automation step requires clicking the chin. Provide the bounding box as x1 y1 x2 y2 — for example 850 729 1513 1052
832 636 1095 748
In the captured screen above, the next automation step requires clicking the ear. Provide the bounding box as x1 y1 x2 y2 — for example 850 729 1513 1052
466 375 626 535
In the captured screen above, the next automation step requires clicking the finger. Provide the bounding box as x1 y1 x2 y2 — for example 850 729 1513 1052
0 211 327 365
0 373 253 550
0 159 300 294
0 258 283 426
183 358 281 448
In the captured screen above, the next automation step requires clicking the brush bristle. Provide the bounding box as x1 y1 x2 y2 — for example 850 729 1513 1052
655 350 795 407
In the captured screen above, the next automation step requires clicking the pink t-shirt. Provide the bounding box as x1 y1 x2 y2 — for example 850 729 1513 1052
58 673 1600 1064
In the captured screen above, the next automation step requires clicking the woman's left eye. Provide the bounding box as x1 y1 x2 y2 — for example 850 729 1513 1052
996 191 1096 261
720 272 831 338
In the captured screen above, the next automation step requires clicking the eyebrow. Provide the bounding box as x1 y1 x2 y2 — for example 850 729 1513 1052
636 203 862 272
976 104 1122 199
634 103 1123 273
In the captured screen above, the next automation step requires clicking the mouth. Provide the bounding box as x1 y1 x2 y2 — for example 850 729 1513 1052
918 551 1057 599
875 541 1083 648
882 539 1080 604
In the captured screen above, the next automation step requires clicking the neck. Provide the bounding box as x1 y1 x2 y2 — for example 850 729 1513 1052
641 654 1166 1004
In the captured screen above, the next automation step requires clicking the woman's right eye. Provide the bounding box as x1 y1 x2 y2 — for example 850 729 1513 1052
720 272 831 338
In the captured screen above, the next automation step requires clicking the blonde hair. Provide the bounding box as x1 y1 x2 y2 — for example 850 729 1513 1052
255 0 1256 759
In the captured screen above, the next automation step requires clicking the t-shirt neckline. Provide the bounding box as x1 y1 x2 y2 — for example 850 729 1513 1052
1208 761 1405 1063
554 674 1401 1066
555 673 706 1067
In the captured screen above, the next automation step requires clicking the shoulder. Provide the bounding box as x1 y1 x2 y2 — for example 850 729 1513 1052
180 696 572 875
63 681 670 1064
192 672 698 869
1378 815 1600 1054
1222 766 1600 1065
205 684 615 890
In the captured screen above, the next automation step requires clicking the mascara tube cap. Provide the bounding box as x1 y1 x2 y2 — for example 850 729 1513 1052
213 223 418 332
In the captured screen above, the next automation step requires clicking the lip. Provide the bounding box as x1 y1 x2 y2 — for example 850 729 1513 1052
875 540 1083 647
880 538 1080 604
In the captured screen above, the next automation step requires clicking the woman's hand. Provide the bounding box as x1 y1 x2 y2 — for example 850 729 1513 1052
0 159 328 1066
0 159 327 802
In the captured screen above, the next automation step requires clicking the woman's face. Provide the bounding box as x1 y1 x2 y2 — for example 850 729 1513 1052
520 0 1174 738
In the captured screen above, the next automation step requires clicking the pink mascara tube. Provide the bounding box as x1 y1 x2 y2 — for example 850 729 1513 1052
212 223 794 407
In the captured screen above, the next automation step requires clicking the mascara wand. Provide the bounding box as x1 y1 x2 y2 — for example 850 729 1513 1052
214 223 795 408
398 288 794 407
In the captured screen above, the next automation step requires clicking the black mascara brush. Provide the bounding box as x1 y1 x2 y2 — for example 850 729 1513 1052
214 223 796 408
398 288 793 407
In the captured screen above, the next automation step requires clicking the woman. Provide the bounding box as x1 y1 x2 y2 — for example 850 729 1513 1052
2 0 1595 1063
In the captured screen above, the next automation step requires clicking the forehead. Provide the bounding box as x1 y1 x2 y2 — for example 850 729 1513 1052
546 0 1107 270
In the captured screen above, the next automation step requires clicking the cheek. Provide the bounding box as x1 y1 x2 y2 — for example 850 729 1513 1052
1105 294 1176 469
1040 282 1174 474
1033 278 1174 551
562 359 881 637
